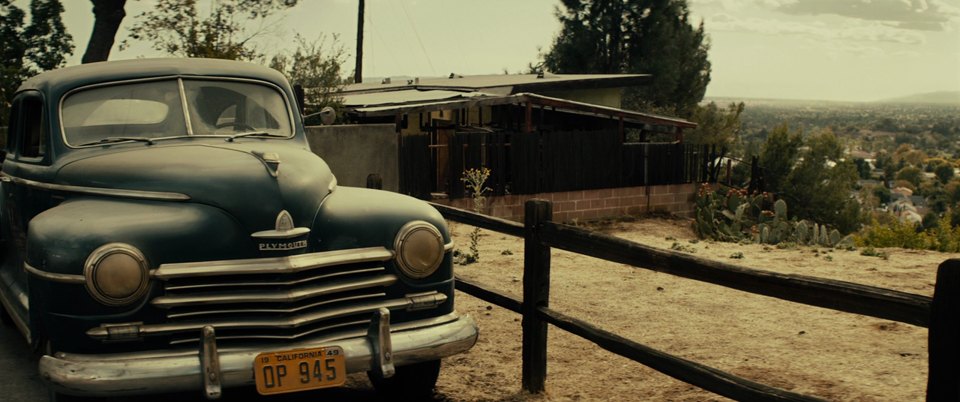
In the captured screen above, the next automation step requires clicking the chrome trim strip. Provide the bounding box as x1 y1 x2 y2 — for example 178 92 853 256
151 275 397 308
250 227 311 239
166 293 385 319
444 241 455 252
177 78 194 136
170 319 372 344
24 262 86 284
152 247 394 280
164 267 386 291
90 293 447 339
1 172 191 202
41 314 478 397
0 284 31 343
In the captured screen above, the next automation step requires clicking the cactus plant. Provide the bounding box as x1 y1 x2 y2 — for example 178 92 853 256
693 186 848 248
774 199 788 221
795 221 809 244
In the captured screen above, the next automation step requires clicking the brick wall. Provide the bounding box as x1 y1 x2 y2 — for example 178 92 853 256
434 183 698 223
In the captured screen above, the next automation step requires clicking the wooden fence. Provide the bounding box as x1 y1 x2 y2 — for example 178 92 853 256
399 131 723 200
433 199 959 401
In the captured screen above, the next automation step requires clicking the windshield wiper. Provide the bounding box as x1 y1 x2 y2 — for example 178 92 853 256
226 131 288 142
78 136 155 146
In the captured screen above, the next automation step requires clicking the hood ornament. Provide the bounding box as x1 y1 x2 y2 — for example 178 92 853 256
251 210 311 251
252 151 280 178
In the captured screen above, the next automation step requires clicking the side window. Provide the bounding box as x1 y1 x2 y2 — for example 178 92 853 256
19 94 46 159
4 98 20 156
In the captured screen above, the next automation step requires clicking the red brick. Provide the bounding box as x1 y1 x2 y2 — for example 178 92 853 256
604 198 619 208
595 188 613 199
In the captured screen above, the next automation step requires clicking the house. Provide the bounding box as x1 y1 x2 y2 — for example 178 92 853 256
306 73 712 222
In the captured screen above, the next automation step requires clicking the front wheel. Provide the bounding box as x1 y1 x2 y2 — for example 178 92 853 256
368 359 441 401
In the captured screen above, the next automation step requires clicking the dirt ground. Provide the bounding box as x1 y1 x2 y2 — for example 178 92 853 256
431 216 954 401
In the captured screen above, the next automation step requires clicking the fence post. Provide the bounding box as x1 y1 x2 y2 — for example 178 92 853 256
928 259 960 401
522 199 552 393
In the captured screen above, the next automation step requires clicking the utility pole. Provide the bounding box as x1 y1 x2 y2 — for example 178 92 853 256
354 0 364 83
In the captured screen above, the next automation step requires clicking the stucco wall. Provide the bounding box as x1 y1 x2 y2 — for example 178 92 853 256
434 183 698 223
304 124 399 191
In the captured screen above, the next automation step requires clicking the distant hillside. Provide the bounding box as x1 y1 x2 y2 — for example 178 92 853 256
874 91 960 105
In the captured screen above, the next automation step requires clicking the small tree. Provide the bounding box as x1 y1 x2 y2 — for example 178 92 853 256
122 0 289 61
1 0 73 128
781 130 862 233
686 101 744 147
758 123 803 194
269 34 346 125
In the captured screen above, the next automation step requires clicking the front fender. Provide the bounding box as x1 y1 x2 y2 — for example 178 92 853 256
313 186 455 322
313 186 450 251
26 197 247 351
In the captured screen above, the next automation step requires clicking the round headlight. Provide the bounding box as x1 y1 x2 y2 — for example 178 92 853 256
84 243 150 306
394 221 445 279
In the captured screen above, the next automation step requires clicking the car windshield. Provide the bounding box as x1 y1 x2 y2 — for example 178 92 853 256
61 78 292 146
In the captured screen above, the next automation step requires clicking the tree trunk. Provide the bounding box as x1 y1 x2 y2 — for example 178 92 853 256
81 0 127 64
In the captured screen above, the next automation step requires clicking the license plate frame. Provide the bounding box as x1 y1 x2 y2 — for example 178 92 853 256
253 346 347 395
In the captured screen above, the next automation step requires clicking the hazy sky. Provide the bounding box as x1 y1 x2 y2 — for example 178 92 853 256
35 0 960 102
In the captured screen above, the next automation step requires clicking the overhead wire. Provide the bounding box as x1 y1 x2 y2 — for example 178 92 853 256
397 0 437 76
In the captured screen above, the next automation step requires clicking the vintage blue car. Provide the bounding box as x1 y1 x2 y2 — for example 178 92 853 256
0 58 477 399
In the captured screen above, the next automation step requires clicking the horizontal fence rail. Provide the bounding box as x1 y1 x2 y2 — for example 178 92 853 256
434 199 959 401
539 222 932 327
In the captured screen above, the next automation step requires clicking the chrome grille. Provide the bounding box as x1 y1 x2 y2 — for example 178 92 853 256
150 247 417 345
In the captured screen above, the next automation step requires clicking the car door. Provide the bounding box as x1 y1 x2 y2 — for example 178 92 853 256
0 90 51 330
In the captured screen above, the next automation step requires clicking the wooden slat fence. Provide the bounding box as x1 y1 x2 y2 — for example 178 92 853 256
431 199 959 401
399 130 718 199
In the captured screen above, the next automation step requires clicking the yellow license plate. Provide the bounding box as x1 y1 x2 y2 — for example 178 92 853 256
253 346 346 395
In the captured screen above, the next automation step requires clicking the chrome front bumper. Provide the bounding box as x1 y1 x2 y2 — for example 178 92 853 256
39 312 477 398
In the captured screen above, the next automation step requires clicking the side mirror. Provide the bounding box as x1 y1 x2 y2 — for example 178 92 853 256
293 84 306 116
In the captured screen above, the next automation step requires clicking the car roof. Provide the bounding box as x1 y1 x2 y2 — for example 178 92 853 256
18 58 290 97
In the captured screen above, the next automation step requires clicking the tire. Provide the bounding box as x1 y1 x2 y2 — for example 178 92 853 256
368 359 441 401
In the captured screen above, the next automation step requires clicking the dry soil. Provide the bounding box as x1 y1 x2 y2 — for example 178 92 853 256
430 216 952 402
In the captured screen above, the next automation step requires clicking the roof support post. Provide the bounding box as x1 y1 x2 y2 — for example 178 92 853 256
525 102 533 133
618 116 625 143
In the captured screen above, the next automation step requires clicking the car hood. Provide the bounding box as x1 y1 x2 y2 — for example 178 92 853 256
55 143 335 233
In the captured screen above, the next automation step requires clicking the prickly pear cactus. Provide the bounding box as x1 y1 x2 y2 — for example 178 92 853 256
694 187 848 248
795 221 809 244
829 229 841 246
774 199 788 221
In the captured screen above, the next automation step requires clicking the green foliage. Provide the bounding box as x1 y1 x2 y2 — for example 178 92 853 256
541 0 710 117
269 34 346 125
694 184 853 248
0 0 73 128
934 163 955 184
455 168 491 265
686 101 745 147
859 247 889 260
856 216 960 252
895 166 923 188
758 123 803 194
123 0 293 61
779 130 862 233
